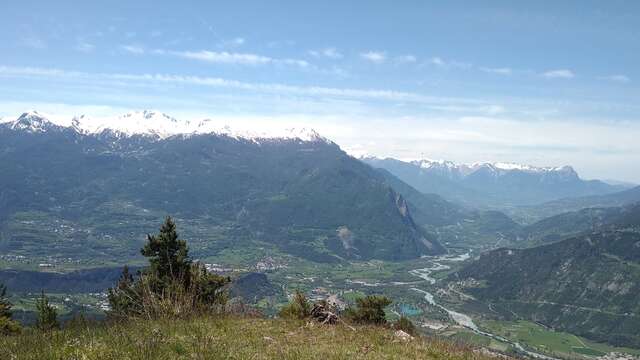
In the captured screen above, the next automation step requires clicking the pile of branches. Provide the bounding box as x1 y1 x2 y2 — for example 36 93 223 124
310 302 338 325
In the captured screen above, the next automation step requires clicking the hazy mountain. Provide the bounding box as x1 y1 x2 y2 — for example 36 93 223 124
510 185 640 223
455 203 640 348
0 111 444 263
362 157 626 208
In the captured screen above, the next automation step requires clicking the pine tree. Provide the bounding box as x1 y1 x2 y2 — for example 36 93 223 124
141 216 191 285
0 283 11 319
107 266 141 318
0 283 21 334
36 291 59 331
345 295 392 325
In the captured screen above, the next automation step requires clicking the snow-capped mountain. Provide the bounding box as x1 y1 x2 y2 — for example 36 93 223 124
1 110 328 143
362 157 625 207
405 158 578 180
0 113 444 262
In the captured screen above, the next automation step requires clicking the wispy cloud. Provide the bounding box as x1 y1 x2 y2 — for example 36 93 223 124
22 36 46 49
599 74 631 83
542 69 575 79
171 50 309 67
360 51 386 64
75 41 96 53
481 67 512 75
309 47 343 59
174 50 270 65
429 57 472 69
220 37 245 47
395 55 417 64
0 65 489 107
121 45 145 54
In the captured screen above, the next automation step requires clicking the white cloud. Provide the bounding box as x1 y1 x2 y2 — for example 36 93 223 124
542 69 575 79
121 45 145 54
395 55 417 64
0 65 487 107
429 57 472 69
75 41 96 53
360 51 386 64
309 47 343 59
481 67 512 75
175 50 271 65
599 74 631 83
170 50 308 67
23 36 46 49
221 37 245 47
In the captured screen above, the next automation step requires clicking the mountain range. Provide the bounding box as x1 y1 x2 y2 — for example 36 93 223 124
0 111 444 263
362 157 628 208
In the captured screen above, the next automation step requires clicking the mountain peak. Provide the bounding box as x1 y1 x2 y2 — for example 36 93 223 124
3 110 329 144
10 111 60 132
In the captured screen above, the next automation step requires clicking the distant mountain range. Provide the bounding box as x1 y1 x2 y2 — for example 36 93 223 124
0 111 444 263
455 203 640 348
362 157 628 208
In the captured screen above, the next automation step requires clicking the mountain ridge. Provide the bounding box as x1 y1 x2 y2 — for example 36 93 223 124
0 113 444 262
2 110 329 143
362 156 625 208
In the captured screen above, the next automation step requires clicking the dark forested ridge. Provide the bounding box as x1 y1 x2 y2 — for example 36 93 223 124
455 205 640 347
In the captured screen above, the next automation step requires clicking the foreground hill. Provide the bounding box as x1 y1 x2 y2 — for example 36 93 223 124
0 111 443 263
455 214 640 347
362 157 624 208
0 316 491 360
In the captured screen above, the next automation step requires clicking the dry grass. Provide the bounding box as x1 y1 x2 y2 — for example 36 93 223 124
0 316 493 360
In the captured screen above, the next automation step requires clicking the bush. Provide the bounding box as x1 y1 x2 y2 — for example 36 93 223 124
344 295 392 325
394 315 417 335
279 290 311 319
36 291 59 331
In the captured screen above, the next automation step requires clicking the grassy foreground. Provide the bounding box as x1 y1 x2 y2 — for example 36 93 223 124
0 316 492 360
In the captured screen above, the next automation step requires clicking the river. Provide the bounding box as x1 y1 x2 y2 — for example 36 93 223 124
409 253 559 360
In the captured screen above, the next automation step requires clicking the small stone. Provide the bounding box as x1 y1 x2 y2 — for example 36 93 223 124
393 330 413 341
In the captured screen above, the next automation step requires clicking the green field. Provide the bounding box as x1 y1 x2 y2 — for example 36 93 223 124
480 320 640 359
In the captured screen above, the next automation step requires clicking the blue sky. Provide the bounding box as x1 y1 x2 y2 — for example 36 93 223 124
1 0 639 182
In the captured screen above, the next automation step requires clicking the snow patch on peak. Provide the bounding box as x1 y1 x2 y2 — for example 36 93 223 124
412 158 458 170
4 110 329 143
10 111 59 132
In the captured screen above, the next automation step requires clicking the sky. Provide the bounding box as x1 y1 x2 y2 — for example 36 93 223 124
1 0 639 182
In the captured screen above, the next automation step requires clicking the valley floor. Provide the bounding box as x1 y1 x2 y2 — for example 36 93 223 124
0 316 492 360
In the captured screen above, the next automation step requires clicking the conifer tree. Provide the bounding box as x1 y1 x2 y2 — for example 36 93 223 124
107 266 141 317
0 283 11 319
0 283 21 334
36 291 59 331
141 216 191 285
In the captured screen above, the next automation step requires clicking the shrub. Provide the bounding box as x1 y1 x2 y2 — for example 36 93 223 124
394 315 417 335
279 290 311 319
344 295 392 325
36 291 59 331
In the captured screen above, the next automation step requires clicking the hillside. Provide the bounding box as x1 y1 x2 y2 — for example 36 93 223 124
511 186 640 223
0 316 492 360
0 111 443 264
455 225 640 348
